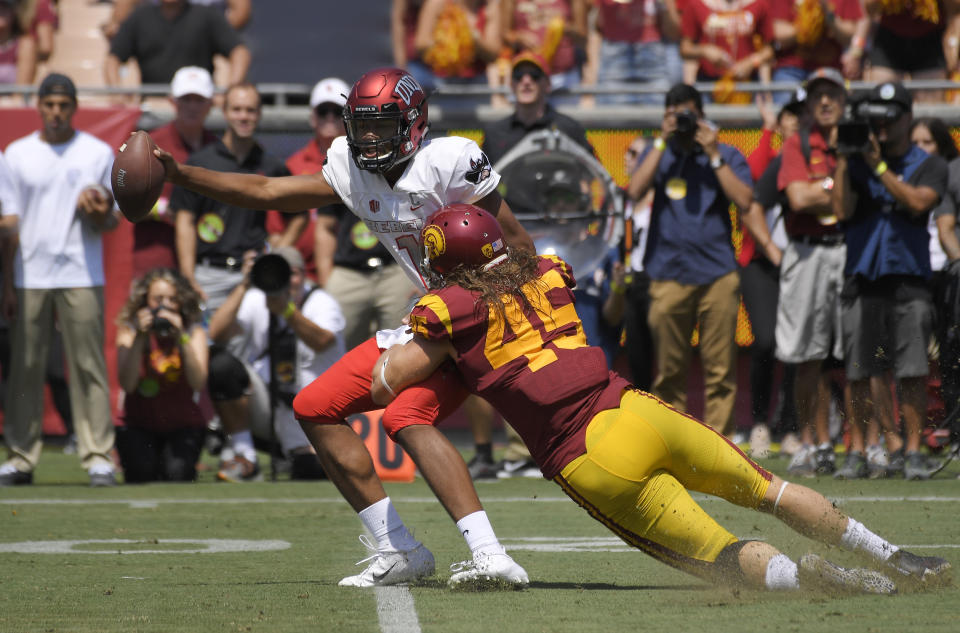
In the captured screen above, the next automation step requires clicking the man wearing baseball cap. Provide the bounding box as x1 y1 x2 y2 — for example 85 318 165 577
133 66 218 276
283 78 417 351
773 66 849 478
833 81 948 480
481 51 593 167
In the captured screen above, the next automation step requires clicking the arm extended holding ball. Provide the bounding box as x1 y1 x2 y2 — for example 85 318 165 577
154 147 341 213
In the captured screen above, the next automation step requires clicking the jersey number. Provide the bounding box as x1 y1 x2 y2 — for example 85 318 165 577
483 269 585 372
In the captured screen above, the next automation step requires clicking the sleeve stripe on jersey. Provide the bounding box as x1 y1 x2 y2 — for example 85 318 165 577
417 294 454 339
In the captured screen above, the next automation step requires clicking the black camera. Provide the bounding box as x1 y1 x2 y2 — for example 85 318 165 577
836 99 904 155
674 109 698 138
250 253 292 296
151 307 175 337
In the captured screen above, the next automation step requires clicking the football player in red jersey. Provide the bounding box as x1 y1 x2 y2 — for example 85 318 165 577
371 203 951 592
156 68 534 587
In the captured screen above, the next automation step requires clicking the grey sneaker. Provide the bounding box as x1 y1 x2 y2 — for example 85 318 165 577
787 444 816 477
834 451 868 480
885 448 905 478
904 452 940 481
866 444 889 479
814 444 836 475
467 454 499 480
887 550 952 584
89 471 117 487
799 553 896 595
496 459 541 479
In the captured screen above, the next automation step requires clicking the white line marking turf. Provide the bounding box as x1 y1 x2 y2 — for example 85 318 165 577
375 586 422 633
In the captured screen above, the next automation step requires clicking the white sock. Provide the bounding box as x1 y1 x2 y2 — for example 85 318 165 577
456 510 502 556
358 498 419 552
228 431 257 462
839 518 898 561
765 554 799 590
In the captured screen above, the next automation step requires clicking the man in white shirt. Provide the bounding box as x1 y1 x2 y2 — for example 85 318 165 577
156 67 535 587
207 246 346 482
0 73 120 487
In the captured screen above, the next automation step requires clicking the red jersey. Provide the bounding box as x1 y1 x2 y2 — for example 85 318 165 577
769 0 863 71
410 255 629 478
122 336 206 433
682 0 773 79
511 0 579 73
278 138 327 281
596 0 662 44
879 0 943 38
777 127 842 237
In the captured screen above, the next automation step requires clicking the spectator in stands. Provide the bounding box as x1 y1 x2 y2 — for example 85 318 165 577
412 0 503 102
736 91 804 459
271 79 354 284
832 82 946 480
482 51 592 166
104 0 250 90
771 68 848 477
910 116 960 455
207 247 345 482
391 0 431 86
501 0 589 98
0 0 36 87
104 0 252 39
171 82 295 318
0 73 119 487
289 79 417 347
13 0 57 65
863 0 954 102
627 82 753 438
134 66 218 277
115 268 209 482
583 0 681 105
769 0 868 102
680 0 774 102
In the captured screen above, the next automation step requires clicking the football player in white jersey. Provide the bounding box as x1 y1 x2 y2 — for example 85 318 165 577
156 67 535 587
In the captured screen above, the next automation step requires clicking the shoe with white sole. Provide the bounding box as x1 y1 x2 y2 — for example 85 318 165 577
338 536 435 587
798 553 896 595
448 548 529 587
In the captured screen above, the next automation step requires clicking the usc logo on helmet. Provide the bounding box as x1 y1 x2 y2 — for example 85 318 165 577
422 225 446 260
481 243 494 258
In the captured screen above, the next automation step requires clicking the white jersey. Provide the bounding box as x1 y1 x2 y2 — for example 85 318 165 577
322 135 499 291
4 130 115 289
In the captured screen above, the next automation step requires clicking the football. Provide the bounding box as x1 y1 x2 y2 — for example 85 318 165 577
111 130 165 223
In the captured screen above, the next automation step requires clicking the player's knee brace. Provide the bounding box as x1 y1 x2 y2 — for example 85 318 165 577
713 540 755 585
207 346 250 402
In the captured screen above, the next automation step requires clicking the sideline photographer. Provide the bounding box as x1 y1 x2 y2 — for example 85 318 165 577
207 247 346 482
627 82 753 439
115 268 209 483
831 82 948 480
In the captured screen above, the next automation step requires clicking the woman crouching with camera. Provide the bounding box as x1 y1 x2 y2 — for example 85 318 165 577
115 268 209 482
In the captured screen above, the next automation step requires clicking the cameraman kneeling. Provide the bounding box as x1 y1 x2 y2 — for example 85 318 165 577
208 247 346 482
116 269 209 483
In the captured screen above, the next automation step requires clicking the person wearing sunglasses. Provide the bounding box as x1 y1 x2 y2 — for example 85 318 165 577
481 51 593 167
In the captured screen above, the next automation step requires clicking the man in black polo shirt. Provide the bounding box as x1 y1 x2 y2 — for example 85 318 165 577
105 0 250 89
481 51 593 167
172 82 300 317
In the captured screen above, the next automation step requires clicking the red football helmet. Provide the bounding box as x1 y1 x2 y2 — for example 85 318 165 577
343 67 429 173
421 203 508 278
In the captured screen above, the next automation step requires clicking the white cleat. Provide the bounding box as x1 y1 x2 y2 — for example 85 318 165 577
338 536 435 587
448 548 529 587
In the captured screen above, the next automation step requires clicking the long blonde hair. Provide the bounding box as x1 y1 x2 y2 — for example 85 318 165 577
116 268 203 330
442 249 544 324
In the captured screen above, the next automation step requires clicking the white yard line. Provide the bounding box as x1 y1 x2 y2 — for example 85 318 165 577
375 586 422 633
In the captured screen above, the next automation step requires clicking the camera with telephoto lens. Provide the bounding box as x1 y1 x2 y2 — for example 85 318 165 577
836 98 904 155
151 307 175 337
674 109 698 139
250 253 292 297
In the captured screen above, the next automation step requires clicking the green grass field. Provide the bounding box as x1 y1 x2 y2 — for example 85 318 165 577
1 446 958 633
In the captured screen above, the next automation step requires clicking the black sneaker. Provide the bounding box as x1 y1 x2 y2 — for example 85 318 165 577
0 468 33 486
799 553 897 595
887 550 952 584
815 444 836 475
834 451 868 480
467 454 499 480
904 452 940 481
